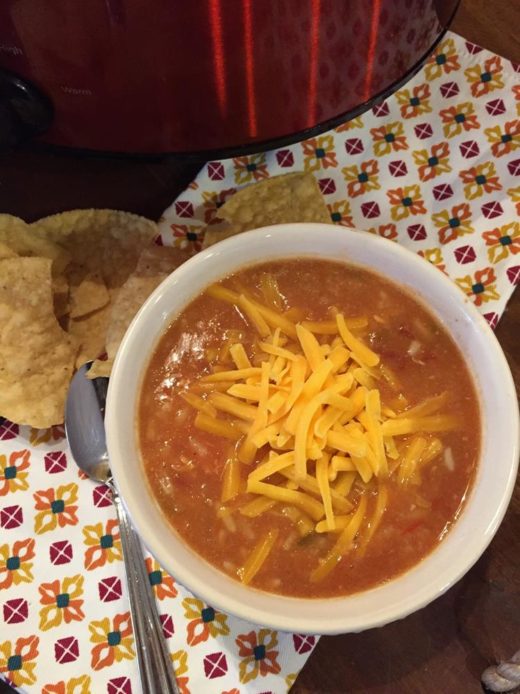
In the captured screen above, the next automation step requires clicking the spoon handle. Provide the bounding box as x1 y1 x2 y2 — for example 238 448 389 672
112 486 179 694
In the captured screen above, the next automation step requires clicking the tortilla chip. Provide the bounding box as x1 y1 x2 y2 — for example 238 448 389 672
69 272 110 319
52 274 70 320
0 241 18 259
30 209 158 290
202 221 242 249
89 245 191 378
112 276 165 353
86 359 112 379
0 214 70 274
135 245 193 275
0 257 77 428
217 172 330 230
31 210 157 370
69 304 111 368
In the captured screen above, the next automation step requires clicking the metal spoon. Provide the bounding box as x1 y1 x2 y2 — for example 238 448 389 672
65 363 179 694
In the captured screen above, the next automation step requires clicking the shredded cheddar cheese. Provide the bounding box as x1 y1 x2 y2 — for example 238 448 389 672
221 457 241 502
182 277 457 583
238 528 279 584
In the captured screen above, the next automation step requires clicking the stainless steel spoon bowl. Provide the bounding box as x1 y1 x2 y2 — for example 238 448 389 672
65 363 179 694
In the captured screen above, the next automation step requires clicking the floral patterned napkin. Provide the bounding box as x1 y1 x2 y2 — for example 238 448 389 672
161 33 519 324
1 31 519 694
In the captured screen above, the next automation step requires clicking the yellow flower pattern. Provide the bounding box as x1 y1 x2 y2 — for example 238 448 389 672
371 121 408 156
302 135 338 172
286 672 298 689
425 37 460 80
335 116 363 132
0 538 35 589
236 629 280 684
171 650 190 694
0 636 39 688
83 518 122 570
464 56 504 97
395 83 432 119
42 675 91 694
455 267 500 306
29 425 65 447
459 161 502 200
0 450 30 495
38 575 85 631
439 101 480 138
432 203 474 245
418 248 447 274
33 483 78 534
89 612 135 670
484 120 520 157
342 159 380 197
182 597 229 645
387 185 427 221
327 199 354 226
507 186 520 215
413 142 451 181
232 154 268 185
482 222 520 264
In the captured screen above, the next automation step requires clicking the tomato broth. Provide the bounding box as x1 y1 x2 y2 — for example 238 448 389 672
138 259 479 598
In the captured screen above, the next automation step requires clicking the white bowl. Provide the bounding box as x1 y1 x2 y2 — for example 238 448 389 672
106 224 519 635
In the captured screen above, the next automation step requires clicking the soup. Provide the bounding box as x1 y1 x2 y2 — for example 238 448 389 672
138 259 479 598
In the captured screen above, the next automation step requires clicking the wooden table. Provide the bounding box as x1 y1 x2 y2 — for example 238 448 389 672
1 1 518 692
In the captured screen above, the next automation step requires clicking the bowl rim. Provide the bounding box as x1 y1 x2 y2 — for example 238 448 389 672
106 223 519 635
